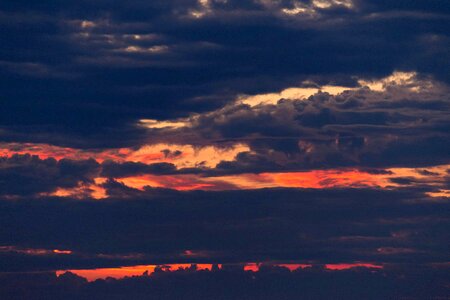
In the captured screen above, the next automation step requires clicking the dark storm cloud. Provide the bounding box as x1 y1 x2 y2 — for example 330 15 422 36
0 187 448 271
0 0 449 148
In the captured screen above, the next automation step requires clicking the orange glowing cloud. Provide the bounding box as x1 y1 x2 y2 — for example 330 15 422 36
0 142 249 169
117 174 237 191
262 170 386 189
114 169 389 191
2 142 449 198
0 142 127 162
46 183 107 199
214 165 449 190
124 144 249 168
105 165 450 193
426 190 450 198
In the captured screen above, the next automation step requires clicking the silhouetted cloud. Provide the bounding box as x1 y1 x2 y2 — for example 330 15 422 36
0 154 100 196
0 264 449 300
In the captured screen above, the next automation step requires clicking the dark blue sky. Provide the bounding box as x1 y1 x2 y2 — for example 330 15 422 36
0 1 449 294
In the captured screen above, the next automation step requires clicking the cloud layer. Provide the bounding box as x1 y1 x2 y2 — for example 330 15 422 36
0 0 449 148
1 187 448 271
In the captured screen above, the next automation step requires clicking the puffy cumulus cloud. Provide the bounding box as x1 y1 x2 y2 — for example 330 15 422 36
148 72 450 172
0 187 448 271
0 1 449 148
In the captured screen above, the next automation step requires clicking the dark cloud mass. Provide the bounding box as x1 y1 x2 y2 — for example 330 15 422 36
0 154 100 196
0 0 449 148
1 266 449 300
0 188 449 271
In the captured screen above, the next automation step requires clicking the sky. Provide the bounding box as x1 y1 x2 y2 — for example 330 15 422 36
0 0 449 297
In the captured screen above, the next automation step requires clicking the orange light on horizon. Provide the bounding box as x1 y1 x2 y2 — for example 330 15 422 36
57 264 218 282
58 262 383 281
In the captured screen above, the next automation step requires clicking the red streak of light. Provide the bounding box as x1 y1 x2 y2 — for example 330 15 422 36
117 175 235 191
278 264 312 271
53 249 73 255
243 263 259 272
269 170 385 189
325 263 383 270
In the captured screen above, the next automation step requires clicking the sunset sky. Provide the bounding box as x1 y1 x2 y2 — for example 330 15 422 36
0 1 449 297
